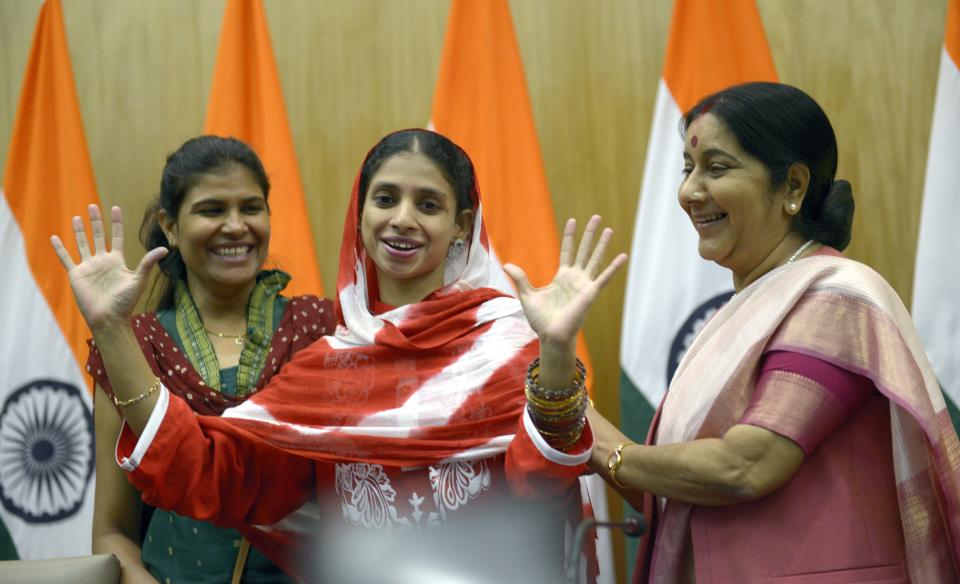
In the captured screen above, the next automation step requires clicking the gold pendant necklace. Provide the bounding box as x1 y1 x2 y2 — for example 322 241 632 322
204 328 247 347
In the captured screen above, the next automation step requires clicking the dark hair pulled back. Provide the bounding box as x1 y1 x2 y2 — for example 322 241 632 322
683 82 854 250
357 129 476 214
140 135 269 309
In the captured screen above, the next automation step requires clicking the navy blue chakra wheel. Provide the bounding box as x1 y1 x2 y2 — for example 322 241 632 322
667 291 735 384
0 379 94 523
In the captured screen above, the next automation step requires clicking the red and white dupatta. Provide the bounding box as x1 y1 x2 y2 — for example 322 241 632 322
117 135 594 582
652 255 960 582
218 136 539 469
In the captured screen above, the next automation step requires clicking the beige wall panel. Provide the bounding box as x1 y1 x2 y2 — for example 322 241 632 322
63 0 223 261
509 1 673 571
510 0 671 418
0 1 949 579
1 0 45 177
759 0 946 304
264 0 449 292
1 0 224 261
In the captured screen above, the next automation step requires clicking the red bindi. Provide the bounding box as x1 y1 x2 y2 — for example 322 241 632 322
691 135 699 147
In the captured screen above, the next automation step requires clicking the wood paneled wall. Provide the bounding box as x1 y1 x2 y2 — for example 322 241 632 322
0 0 947 577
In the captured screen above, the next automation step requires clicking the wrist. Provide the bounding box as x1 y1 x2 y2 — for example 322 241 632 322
537 334 576 353
90 319 134 343
525 357 589 451
607 442 635 490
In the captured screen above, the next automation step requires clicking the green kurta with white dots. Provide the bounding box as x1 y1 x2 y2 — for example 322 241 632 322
140 308 295 584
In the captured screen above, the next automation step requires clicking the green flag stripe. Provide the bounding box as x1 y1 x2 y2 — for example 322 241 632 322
946 393 960 434
619 369 656 444
618 368 656 582
0 517 18 560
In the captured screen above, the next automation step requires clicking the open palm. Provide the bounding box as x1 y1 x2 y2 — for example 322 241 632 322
504 215 627 346
51 205 167 330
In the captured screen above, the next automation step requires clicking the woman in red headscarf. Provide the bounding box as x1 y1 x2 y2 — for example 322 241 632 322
53 129 625 582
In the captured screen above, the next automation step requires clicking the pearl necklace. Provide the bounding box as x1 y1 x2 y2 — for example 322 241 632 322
204 328 247 347
731 239 816 301
785 239 817 265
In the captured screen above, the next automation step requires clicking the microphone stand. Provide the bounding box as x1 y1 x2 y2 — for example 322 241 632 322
563 516 645 584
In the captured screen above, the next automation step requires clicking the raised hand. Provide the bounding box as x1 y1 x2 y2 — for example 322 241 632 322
51 205 167 331
503 215 627 347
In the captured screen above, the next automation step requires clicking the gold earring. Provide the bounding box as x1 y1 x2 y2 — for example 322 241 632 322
788 202 798 213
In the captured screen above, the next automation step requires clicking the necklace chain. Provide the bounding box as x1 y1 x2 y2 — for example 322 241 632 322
204 328 247 347
785 239 817 265
730 239 817 301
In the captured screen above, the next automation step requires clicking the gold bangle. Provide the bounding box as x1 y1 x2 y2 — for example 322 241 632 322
113 377 162 408
607 442 632 490
525 387 585 414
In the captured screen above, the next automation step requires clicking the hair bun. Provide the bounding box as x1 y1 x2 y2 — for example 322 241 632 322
815 179 854 251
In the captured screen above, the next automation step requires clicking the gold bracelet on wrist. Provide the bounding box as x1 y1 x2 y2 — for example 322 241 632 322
113 376 162 408
607 442 632 490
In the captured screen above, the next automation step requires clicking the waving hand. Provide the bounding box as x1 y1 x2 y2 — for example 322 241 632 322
503 215 627 347
50 205 167 330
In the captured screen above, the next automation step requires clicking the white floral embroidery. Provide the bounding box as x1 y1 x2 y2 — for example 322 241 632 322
408 492 425 527
336 463 403 529
335 459 492 530
429 459 491 521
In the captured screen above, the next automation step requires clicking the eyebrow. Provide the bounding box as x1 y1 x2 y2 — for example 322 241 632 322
370 181 449 199
189 195 265 208
683 147 740 161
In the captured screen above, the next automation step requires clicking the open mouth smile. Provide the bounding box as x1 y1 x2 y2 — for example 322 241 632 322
692 212 728 230
210 244 255 261
381 237 423 258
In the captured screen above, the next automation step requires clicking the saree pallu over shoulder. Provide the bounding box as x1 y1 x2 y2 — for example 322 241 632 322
652 255 960 583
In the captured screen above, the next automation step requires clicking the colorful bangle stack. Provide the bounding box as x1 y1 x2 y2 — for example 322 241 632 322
525 357 588 451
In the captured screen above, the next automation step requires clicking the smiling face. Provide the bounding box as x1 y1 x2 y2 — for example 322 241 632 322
679 113 797 282
360 152 473 305
160 164 270 298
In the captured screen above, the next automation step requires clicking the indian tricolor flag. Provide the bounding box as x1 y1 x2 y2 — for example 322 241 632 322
619 0 776 565
429 1 612 581
0 0 97 560
204 0 323 296
912 0 960 431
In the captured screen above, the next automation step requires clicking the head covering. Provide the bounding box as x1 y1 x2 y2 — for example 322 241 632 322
332 129 507 345
221 129 539 467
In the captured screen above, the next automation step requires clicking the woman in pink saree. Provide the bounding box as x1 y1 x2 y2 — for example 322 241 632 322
586 82 960 583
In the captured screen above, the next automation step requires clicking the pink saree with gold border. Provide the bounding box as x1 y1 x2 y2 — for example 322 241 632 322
647 255 960 583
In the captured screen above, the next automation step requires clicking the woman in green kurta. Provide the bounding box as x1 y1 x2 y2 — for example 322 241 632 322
85 136 334 583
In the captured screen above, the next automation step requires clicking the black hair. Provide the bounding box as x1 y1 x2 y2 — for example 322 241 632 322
683 82 854 250
357 129 475 214
140 135 270 309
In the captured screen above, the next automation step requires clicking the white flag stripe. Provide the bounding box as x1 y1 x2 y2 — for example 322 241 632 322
912 46 960 407
0 191 94 559
620 81 730 405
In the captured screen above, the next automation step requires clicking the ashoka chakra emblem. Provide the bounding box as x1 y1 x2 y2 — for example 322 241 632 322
666 291 735 384
0 379 94 523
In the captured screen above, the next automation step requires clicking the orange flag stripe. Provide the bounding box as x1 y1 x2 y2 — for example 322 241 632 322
663 0 778 112
204 0 323 296
947 0 960 66
3 0 99 373
431 0 594 391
